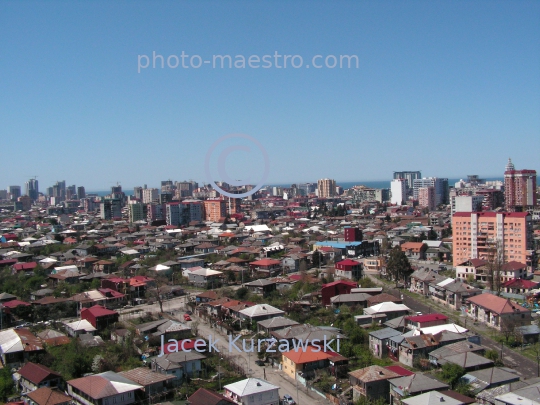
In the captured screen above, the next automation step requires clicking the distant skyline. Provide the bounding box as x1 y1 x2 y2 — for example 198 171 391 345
1 1 539 190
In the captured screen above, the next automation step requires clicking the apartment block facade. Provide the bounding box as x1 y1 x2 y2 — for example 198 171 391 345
504 158 537 212
452 212 534 268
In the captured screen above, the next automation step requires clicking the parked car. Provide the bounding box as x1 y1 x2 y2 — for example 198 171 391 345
283 394 296 405
255 360 265 366
183 314 192 321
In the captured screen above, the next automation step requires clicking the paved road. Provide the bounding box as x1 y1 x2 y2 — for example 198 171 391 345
193 312 330 405
365 274 540 380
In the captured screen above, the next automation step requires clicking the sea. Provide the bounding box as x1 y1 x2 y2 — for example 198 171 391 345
87 177 503 197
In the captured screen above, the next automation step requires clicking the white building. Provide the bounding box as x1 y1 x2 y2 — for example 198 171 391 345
451 195 484 215
142 188 159 204
391 179 407 205
224 378 280 405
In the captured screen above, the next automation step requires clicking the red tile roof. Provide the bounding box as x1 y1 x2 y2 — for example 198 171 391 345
249 258 281 266
405 314 448 323
188 388 236 405
81 305 118 317
25 387 71 405
3 299 31 308
18 362 62 384
282 345 338 364
385 365 415 376
467 293 529 314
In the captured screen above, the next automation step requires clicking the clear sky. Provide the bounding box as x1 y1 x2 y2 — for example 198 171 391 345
1 0 539 192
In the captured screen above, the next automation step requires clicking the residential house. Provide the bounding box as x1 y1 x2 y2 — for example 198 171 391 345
410 269 446 295
80 305 119 330
62 319 97 337
223 378 280 405
364 302 411 320
465 293 531 331
402 391 469 405
331 293 371 308
321 280 358 306
429 279 481 310
257 317 299 335
281 346 337 381
152 351 206 383
188 388 236 405
368 327 402 359
17 362 63 394
0 328 44 366
366 293 403 307
135 319 191 342
67 371 143 405
249 259 282 277
349 365 401 404
399 333 440 368
188 268 223 288
24 387 72 405
118 367 175 398
401 242 428 260
405 314 448 331
244 279 277 296
461 367 520 395
237 304 284 324
502 278 539 294
334 259 362 280
389 373 449 405
455 259 489 283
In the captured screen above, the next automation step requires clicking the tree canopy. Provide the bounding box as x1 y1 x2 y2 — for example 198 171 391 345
385 246 413 287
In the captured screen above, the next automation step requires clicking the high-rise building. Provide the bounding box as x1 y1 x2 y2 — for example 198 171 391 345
147 203 165 222
0 190 7 200
66 185 76 200
25 179 39 200
8 186 21 201
418 187 436 211
204 198 227 222
100 198 122 220
142 188 159 204
133 187 143 200
161 180 175 193
504 158 537 212
77 186 86 200
451 195 484 215
393 171 421 189
452 211 534 267
128 202 145 223
390 179 407 205
413 177 449 205
317 178 336 198
165 201 202 226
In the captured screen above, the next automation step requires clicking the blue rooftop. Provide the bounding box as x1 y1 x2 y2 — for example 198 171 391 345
314 241 363 249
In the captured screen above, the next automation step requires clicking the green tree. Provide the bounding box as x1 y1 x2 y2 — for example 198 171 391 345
0 367 15 401
235 287 248 300
440 363 466 388
312 250 323 269
385 246 413 287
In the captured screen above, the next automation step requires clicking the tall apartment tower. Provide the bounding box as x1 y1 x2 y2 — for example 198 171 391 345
393 171 421 189
77 186 86 200
418 187 436 211
390 179 407 205
142 188 159 204
452 211 533 267
504 158 537 212
413 177 449 205
25 179 39 200
317 178 336 198
8 186 21 201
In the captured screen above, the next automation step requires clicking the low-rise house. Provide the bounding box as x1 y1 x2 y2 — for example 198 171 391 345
257 317 299 335
430 279 481 310
63 319 96 337
349 365 401 404
435 351 494 371
223 378 280 405
502 278 539 294
400 242 428 260
366 293 402 307
0 328 44 366
321 281 358 305
405 314 448 331
118 367 175 398
410 269 445 295
135 319 191 341
389 373 449 405
493 383 540 405
455 259 489 283
80 305 119 330
368 327 402 359
465 293 531 331
244 279 277 296
248 258 282 277
188 268 223 288
515 324 540 344
399 333 440 368
152 351 206 383
461 367 521 395
237 304 284 323
281 346 337 381
364 302 411 320
334 259 362 280
17 362 63 394
402 391 468 405
429 341 485 366
331 292 371 308
24 387 72 405
67 371 143 405
188 388 236 405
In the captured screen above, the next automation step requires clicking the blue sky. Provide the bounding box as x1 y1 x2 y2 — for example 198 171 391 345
1 0 539 191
